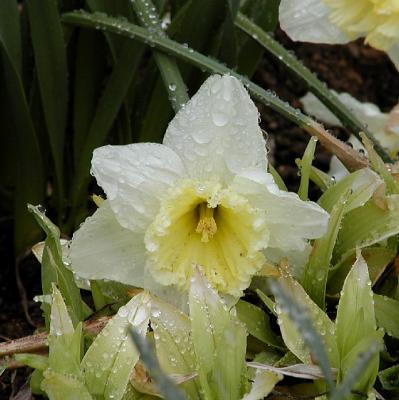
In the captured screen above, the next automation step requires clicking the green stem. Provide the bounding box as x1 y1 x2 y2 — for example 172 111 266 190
131 0 188 112
235 12 392 163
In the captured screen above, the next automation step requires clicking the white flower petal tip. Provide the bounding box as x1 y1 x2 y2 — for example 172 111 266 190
279 0 349 44
232 169 329 251
163 74 267 183
91 143 186 231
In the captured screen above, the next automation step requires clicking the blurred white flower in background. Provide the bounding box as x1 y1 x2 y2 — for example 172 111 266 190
70 75 329 297
301 90 399 179
279 0 399 70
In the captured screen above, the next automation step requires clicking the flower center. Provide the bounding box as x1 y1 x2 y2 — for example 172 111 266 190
144 179 269 296
196 203 217 242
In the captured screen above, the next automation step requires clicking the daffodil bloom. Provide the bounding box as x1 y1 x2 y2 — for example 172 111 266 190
279 0 399 70
70 75 329 297
301 91 399 179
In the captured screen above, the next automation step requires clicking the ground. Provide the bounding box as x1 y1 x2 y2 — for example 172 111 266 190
1 29 398 399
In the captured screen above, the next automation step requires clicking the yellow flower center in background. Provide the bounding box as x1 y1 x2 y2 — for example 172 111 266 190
323 0 399 51
144 180 269 296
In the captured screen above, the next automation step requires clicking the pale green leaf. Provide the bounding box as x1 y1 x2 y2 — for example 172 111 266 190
298 137 317 201
236 300 282 348
189 268 247 400
335 195 399 258
302 190 348 309
335 252 381 393
318 168 382 214
150 296 201 399
374 294 399 339
272 273 339 369
82 292 151 400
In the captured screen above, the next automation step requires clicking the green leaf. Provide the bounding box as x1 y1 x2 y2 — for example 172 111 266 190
360 132 399 193
270 274 338 387
129 328 186 400
61 9 368 175
335 195 399 258
189 268 247 400
72 29 107 167
13 353 48 371
0 0 21 74
328 247 396 295
296 159 335 192
374 294 399 339
268 164 287 191
27 0 68 208
302 190 348 309
330 342 380 400
235 12 391 162
82 292 151 400
335 252 381 393
379 364 399 393
131 0 189 112
0 39 44 252
318 168 382 214
236 0 280 77
28 204 82 327
236 300 282 348
150 296 201 399
42 370 93 400
42 285 91 399
298 137 317 201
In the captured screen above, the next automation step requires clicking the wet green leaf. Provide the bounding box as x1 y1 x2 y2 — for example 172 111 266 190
150 296 201 399
82 292 151 400
318 168 382 214
236 299 282 348
270 273 339 375
189 268 247 400
374 294 399 339
302 190 348 309
28 205 82 327
335 252 381 393
298 137 317 201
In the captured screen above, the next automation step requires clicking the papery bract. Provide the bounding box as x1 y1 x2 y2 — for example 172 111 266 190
70 75 329 297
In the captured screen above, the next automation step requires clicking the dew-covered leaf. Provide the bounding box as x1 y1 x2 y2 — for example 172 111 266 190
236 300 282 348
28 204 82 327
374 294 399 339
302 190 348 309
150 296 201 399
318 168 382 214
335 252 381 393
82 292 151 400
189 268 247 400
270 273 339 368
335 195 399 258
42 285 90 398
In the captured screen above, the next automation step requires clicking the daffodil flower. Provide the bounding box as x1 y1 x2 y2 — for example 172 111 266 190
301 90 399 179
279 0 399 70
70 75 329 297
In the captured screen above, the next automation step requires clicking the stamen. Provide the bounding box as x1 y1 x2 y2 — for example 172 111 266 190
196 203 217 242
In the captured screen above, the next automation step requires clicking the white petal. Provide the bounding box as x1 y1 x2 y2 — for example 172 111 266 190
301 92 342 126
232 168 329 251
91 143 186 231
163 75 267 183
70 202 146 287
279 0 350 44
388 43 399 72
